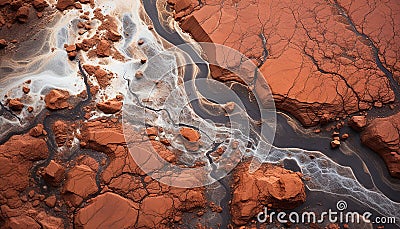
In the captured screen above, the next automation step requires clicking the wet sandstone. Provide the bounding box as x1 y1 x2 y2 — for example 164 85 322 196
167 0 400 181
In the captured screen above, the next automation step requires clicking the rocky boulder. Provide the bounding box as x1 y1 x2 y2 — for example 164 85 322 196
230 162 306 226
348 116 367 131
74 192 139 228
361 113 400 178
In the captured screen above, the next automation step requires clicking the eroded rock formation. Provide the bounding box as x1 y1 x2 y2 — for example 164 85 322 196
44 89 70 110
168 0 399 126
0 0 314 228
361 113 400 178
230 162 306 226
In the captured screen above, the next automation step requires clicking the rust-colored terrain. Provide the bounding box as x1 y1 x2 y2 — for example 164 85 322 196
168 0 400 179
1 0 400 228
0 0 310 228
169 0 399 126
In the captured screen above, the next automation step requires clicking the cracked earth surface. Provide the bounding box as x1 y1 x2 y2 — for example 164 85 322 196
168 0 399 126
0 0 310 228
1 0 400 227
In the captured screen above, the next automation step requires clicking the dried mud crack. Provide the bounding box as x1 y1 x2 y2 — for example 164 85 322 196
1 0 400 228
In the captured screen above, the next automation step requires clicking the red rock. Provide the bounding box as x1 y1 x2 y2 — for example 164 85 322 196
35 211 64 229
106 29 121 42
74 192 139 228
167 0 197 14
361 113 400 178
170 0 396 126
43 160 65 185
137 195 174 228
100 145 142 183
80 121 126 154
96 39 111 57
146 127 159 136
82 64 97 75
96 98 123 114
74 2 82 9
107 174 146 202
8 98 24 111
0 135 48 209
44 89 70 110
76 38 96 52
94 68 111 88
0 0 11 7
67 51 77 60
135 70 143 79
78 156 99 171
230 162 306 226
4 215 41 229
330 140 341 148
348 116 367 131
32 0 48 11
16 6 29 23
327 224 340 229
65 44 76 52
179 127 201 151
56 0 75 11
83 65 112 88
10 0 22 10
179 127 200 142
65 44 78 59
29 124 44 137
44 195 57 207
63 165 98 206
53 120 68 146
0 39 7 48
